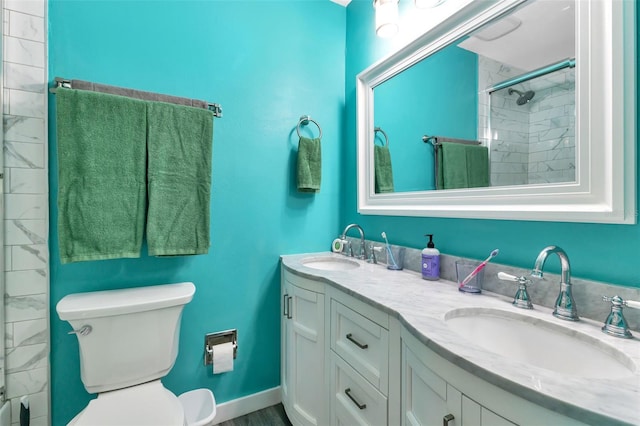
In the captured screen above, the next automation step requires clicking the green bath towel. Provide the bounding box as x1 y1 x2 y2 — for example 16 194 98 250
297 136 322 192
56 88 147 263
437 142 489 190
146 101 214 256
374 145 394 193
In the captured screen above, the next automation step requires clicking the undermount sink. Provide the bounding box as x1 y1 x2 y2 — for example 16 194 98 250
301 256 360 271
445 308 636 379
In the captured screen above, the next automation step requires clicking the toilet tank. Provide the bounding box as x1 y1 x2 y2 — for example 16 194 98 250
56 282 196 394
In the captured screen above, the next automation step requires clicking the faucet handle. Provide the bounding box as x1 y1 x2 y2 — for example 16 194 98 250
601 295 637 338
499 272 533 309
367 244 382 264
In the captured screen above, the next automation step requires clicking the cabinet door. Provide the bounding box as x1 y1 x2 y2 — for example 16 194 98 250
402 341 461 426
284 282 325 426
281 280 293 414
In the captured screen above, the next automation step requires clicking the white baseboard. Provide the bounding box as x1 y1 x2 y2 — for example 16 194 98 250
212 386 282 424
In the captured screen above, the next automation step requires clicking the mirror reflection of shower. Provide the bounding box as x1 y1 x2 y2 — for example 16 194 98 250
483 61 575 187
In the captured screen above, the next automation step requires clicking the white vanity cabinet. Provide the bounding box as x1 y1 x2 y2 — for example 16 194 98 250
402 331 515 426
328 288 396 426
401 328 586 426
281 270 326 426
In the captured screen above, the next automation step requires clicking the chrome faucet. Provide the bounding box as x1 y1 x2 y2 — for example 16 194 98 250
340 224 366 259
531 246 579 321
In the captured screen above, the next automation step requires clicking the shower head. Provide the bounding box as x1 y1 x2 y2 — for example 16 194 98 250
508 88 535 105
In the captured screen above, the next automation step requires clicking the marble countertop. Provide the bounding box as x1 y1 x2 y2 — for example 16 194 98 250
281 252 640 426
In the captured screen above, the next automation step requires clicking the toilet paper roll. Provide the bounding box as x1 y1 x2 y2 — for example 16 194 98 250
212 342 234 374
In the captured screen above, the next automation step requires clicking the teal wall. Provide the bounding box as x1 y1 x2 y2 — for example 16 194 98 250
48 0 639 424
344 0 640 287
374 43 477 191
48 1 345 425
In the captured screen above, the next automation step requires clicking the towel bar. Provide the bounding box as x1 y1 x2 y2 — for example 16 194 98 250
297 115 322 139
50 77 223 118
423 135 481 146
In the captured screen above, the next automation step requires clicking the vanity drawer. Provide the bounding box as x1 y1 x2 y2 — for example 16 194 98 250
331 299 389 394
330 352 388 426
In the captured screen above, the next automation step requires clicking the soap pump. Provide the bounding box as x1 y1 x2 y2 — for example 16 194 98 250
422 234 440 280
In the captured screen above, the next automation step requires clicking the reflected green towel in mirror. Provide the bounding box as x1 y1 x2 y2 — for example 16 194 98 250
437 142 489 190
297 136 322 192
375 145 394 193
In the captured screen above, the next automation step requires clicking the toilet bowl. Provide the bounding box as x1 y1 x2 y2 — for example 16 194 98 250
67 380 185 426
57 282 207 426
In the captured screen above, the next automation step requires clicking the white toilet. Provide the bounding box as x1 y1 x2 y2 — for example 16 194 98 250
56 281 211 426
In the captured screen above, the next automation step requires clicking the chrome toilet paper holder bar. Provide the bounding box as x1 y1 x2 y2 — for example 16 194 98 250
204 329 238 366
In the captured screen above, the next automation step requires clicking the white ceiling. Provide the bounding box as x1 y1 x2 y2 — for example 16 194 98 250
329 0 352 6
458 0 575 72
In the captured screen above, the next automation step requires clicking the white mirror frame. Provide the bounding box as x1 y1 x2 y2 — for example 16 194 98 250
357 0 636 224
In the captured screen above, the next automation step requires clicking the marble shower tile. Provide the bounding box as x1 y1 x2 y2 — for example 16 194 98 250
6 343 47 373
11 244 48 270
6 294 46 322
8 11 44 42
12 319 47 346
9 169 47 193
5 270 47 297
5 221 46 247
3 36 44 67
4 141 46 169
4 0 45 17
4 115 45 143
6 367 47 398
3 88 8 112
4 62 45 92
6 323 14 349
9 89 45 118
5 248 12 272
4 194 47 219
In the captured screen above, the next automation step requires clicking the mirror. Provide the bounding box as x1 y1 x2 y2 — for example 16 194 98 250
357 0 636 223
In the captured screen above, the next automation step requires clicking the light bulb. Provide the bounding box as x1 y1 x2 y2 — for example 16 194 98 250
374 0 399 38
414 0 445 8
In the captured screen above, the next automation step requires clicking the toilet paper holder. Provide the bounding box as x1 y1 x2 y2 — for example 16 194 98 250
204 329 238 366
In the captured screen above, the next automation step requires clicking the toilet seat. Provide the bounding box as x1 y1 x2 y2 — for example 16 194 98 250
68 380 185 426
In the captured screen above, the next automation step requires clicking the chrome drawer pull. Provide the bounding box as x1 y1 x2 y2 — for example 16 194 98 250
346 333 368 349
345 388 366 410
443 414 455 426
287 296 292 319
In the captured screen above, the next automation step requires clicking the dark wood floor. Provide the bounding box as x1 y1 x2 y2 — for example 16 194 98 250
217 403 292 426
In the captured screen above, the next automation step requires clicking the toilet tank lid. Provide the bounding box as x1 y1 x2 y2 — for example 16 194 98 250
56 282 196 321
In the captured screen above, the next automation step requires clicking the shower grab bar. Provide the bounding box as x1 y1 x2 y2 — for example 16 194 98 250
487 57 576 94
374 127 389 147
50 77 223 117
422 135 481 146
297 115 322 139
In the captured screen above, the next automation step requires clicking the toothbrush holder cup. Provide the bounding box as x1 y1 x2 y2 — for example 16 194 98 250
456 260 484 294
387 247 406 270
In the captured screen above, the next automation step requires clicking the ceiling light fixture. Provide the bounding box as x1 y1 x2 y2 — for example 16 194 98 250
374 0 399 38
414 0 445 8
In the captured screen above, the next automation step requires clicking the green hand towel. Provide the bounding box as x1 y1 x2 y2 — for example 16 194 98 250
437 142 489 190
297 136 322 192
146 101 214 256
374 145 394 193
56 88 147 264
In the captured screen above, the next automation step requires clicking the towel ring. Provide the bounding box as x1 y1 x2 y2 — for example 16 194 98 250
374 127 389 147
297 115 322 139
